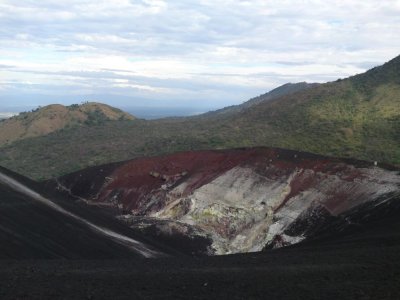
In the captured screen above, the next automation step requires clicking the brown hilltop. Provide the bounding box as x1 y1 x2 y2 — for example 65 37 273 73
0 102 134 145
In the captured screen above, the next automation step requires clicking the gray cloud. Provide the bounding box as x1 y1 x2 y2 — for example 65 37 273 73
0 0 400 109
0 64 15 69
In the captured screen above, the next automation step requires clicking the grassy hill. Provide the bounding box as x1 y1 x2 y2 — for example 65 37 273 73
0 55 399 179
0 102 134 145
201 82 318 117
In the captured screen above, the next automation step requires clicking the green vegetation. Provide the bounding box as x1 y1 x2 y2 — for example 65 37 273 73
0 102 135 146
84 109 108 126
68 104 80 110
1 55 399 179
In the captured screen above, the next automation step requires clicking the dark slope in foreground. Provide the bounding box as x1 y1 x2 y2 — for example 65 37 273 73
0 166 179 259
1 153 400 298
0 194 399 299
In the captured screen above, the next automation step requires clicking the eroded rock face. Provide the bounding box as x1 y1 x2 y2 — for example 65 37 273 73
52 148 400 255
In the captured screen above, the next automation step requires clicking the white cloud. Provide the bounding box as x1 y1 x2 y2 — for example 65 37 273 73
0 0 399 108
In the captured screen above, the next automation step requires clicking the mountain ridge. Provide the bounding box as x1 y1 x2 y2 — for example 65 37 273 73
0 54 399 179
200 82 319 118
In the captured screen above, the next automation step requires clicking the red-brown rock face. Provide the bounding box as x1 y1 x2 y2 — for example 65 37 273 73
53 148 400 254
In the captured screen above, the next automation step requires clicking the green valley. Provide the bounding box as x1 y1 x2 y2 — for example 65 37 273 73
1 55 399 180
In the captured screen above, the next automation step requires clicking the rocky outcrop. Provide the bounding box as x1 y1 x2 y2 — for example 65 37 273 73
52 148 400 255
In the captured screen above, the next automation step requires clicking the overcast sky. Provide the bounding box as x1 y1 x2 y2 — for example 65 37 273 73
1 0 400 111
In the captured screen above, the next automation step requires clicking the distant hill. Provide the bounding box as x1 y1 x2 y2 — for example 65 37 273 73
201 82 318 117
0 55 399 179
0 102 134 145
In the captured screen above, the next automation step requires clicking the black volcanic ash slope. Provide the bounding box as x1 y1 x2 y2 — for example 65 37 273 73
0 165 400 299
0 194 400 299
0 166 179 259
